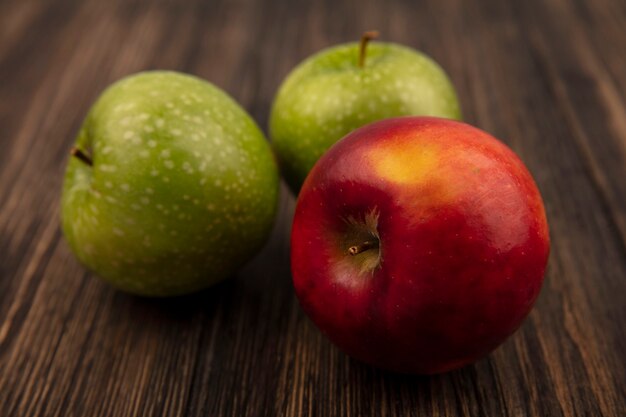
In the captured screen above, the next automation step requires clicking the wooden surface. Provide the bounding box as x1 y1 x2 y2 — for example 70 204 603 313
1 0 625 415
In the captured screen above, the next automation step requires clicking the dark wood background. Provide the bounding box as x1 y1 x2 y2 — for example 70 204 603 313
1 0 625 415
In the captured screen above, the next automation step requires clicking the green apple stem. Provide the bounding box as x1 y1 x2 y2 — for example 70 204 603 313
358 30 380 68
70 147 93 166
348 239 379 256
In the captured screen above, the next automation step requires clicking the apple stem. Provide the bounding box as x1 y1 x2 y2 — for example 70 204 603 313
358 30 380 68
70 147 93 166
348 239 379 256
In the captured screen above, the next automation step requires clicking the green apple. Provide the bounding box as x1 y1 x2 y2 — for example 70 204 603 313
270 32 462 193
61 71 279 296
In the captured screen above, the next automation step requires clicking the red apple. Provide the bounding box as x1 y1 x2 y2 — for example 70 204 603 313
291 117 550 374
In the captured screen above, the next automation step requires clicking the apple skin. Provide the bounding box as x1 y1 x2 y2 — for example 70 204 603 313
291 117 550 374
270 41 462 193
62 71 279 297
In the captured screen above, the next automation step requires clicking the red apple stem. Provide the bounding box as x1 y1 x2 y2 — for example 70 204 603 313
70 147 93 166
348 239 379 256
358 30 380 68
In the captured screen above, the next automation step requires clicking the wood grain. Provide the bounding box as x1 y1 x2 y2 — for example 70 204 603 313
1 0 624 416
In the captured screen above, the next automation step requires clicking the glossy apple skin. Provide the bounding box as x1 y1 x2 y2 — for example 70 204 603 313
270 41 462 193
291 117 550 374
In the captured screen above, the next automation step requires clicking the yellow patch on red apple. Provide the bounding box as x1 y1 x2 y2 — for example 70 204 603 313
366 138 439 185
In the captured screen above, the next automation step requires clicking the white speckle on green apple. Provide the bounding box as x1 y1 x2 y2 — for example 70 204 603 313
62 71 279 296
270 31 462 193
